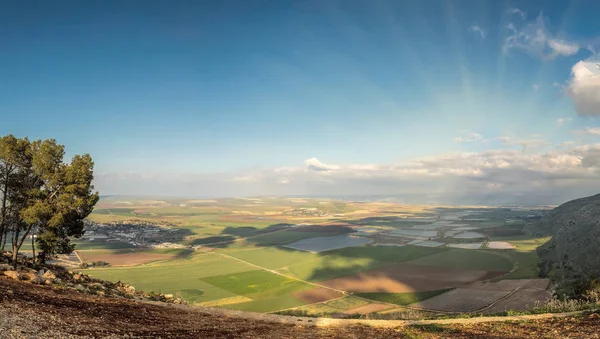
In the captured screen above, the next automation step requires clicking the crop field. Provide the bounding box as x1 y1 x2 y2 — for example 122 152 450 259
79 197 552 315
356 289 452 306
415 288 511 312
283 234 372 252
318 263 494 293
408 249 514 272
447 243 483 249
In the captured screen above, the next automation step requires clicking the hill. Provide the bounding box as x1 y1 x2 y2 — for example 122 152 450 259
3 275 600 338
536 193 600 296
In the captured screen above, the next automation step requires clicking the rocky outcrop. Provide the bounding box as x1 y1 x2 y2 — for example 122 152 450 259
0 252 186 305
536 193 600 297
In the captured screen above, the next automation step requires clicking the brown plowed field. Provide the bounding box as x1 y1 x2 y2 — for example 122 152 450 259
415 288 511 312
319 263 493 293
293 288 344 304
80 251 175 266
468 278 549 292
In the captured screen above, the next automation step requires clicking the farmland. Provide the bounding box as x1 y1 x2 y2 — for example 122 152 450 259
77 196 553 316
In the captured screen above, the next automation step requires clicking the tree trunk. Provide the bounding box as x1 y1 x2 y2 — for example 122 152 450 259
31 230 36 265
11 229 19 268
0 229 7 252
0 168 10 252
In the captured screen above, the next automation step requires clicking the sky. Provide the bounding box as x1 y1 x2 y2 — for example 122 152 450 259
1 0 600 204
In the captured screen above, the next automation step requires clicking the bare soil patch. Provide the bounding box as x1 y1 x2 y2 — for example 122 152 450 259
483 288 552 314
415 288 511 312
80 251 175 266
293 288 344 304
468 279 549 292
320 263 492 293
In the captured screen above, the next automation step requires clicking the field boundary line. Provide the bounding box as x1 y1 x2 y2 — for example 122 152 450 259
215 252 348 295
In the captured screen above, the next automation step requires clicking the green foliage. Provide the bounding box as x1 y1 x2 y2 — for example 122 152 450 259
0 135 99 264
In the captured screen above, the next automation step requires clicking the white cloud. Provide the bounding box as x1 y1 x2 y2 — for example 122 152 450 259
556 117 572 125
455 132 484 143
94 144 600 205
548 39 580 56
576 127 600 136
532 84 540 91
304 157 340 172
503 13 580 60
469 25 485 39
498 136 550 151
507 8 525 19
565 60 600 116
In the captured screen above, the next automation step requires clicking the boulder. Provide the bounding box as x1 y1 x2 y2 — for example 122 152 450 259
21 272 37 282
75 284 86 292
42 270 56 280
3 270 21 280
73 274 82 282
0 264 12 272
164 294 174 299
125 285 136 294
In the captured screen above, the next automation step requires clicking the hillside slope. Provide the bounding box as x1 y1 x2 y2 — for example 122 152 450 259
536 193 600 295
2 276 600 338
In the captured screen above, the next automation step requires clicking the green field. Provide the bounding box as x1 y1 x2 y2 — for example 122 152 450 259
355 289 453 306
80 197 550 314
408 249 514 271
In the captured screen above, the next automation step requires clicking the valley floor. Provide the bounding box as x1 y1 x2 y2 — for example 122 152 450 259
1 276 599 338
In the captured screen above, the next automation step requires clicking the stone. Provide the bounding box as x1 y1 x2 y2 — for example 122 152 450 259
3 270 21 280
73 274 82 281
42 270 56 280
164 294 174 299
44 279 52 285
75 284 86 292
21 272 37 282
0 264 12 271
125 285 136 294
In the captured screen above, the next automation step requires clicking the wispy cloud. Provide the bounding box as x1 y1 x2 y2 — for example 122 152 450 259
507 8 525 20
469 25 485 39
503 12 580 60
566 60 600 116
498 136 550 151
556 117 572 126
454 132 485 143
576 127 600 136
532 84 540 91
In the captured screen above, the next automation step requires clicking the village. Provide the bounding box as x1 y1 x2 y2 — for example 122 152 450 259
82 220 191 248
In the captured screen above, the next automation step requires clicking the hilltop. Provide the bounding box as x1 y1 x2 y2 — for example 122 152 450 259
536 193 600 296
2 273 600 338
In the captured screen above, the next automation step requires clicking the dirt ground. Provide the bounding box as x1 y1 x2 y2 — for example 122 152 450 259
320 263 494 293
2 276 600 338
80 251 175 266
292 288 344 304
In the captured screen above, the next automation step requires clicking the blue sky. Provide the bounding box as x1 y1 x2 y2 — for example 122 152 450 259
1 1 600 203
